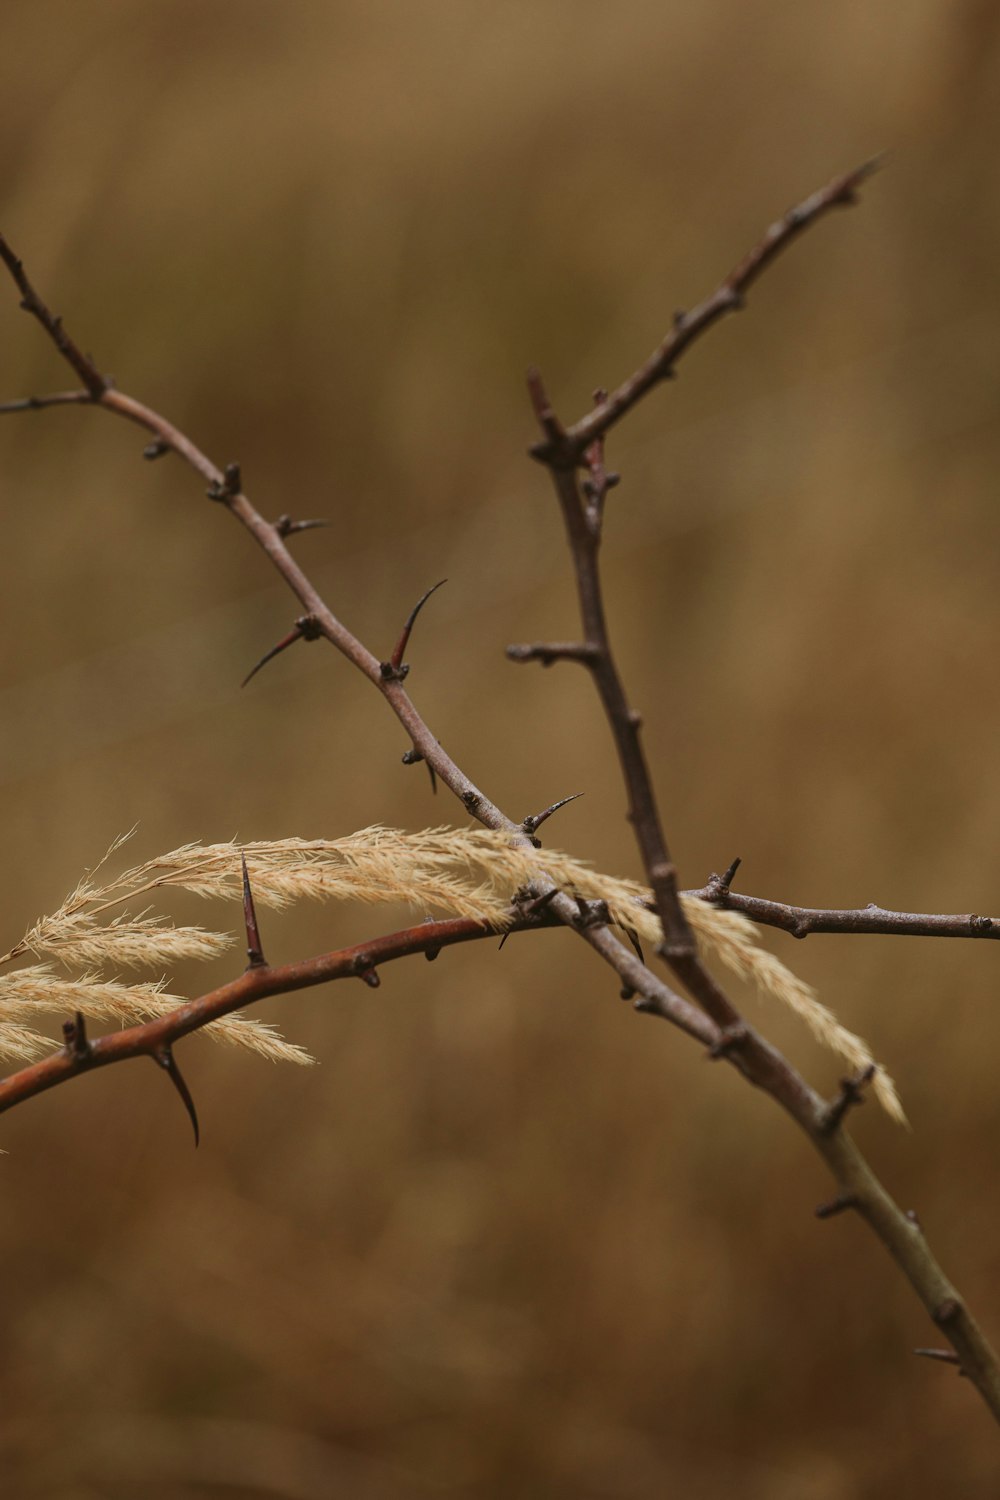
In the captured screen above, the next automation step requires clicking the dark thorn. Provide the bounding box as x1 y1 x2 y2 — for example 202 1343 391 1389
521 886 560 918
420 916 442 961
622 926 645 967
153 1045 200 1147
241 852 266 968
497 931 510 952
62 1011 90 1062
143 439 171 461
718 856 742 892
815 1193 859 1220
359 968 380 988
820 1063 877 1135
521 792 584 836
274 514 330 538
206 462 242 502
386 578 447 675
427 761 437 795
573 897 610 930
707 1023 750 1060
402 748 424 764
241 614 321 688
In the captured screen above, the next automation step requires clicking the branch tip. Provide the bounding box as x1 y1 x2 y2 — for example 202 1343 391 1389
820 1063 877 1135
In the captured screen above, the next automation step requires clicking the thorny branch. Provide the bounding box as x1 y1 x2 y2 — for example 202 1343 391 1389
687 865 1000 940
3 161 1000 1420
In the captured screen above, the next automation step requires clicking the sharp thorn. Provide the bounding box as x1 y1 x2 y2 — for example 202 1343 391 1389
153 1045 200 1147
241 852 266 967
388 578 448 673
240 619 318 688
521 791 584 835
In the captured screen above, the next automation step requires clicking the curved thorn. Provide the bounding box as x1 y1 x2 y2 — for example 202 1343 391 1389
389 579 448 671
522 792 584 835
241 623 305 688
153 1045 200 1147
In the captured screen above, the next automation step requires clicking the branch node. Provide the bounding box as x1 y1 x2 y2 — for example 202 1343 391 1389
819 1063 877 1135
460 789 482 813
143 439 171 461
206 462 242 502
62 1011 90 1063
517 885 560 919
572 896 610 930
815 1192 859 1220
707 1023 750 1060
933 1297 962 1328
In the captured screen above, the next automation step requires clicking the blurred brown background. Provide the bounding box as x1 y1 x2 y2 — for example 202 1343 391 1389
2 2 1000 1495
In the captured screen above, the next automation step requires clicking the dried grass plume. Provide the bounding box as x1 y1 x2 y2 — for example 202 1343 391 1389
0 826 902 1121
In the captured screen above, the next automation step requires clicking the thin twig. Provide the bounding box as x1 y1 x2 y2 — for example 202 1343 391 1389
529 158 881 465
687 876 1000 940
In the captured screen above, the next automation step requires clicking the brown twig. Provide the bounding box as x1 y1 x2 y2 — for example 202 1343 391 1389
0 910 567 1121
687 873 1000 940
529 158 881 467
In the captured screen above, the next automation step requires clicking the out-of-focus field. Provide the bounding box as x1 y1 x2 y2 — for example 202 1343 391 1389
2 3 1000 1495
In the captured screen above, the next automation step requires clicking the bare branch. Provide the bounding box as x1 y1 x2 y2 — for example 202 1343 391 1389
529 158 880 465
687 873 1000 941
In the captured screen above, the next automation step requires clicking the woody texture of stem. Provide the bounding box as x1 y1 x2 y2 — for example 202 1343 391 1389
3 161 1000 1422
